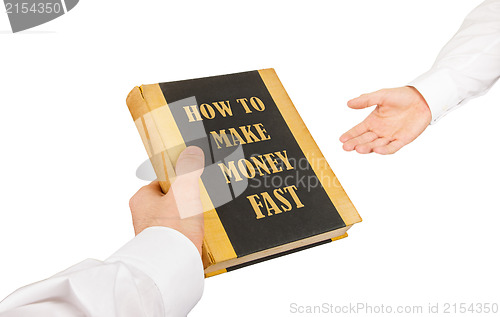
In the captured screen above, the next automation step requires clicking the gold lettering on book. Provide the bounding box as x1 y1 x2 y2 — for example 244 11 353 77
183 100 233 122
182 96 265 122
236 97 266 113
182 95 307 220
210 123 271 149
246 186 304 219
218 150 293 183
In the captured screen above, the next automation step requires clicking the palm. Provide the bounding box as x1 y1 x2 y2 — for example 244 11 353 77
340 87 431 154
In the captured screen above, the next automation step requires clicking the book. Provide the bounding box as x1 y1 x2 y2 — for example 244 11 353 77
126 68 361 277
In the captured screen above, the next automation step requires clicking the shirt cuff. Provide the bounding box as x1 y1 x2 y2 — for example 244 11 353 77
409 68 459 124
106 227 204 316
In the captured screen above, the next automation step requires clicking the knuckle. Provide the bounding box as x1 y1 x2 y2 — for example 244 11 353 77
377 89 388 102
129 195 138 209
180 155 201 167
129 189 146 209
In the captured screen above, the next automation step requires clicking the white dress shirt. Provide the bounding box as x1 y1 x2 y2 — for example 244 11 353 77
410 0 500 123
0 227 204 317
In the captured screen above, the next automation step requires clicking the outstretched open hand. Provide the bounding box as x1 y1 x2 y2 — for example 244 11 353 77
340 86 432 154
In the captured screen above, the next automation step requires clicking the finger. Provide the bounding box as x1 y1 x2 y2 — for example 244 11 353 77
342 131 378 151
175 146 205 178
129 180 163 211
170 146 205 218
347 89 386 109
136 180 163 197
355 137 391 154
340 121 369 143
373 139 406 155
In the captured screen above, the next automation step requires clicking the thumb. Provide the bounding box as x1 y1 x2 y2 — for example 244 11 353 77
170 146 205 218
175 146 205 179
347 89 386 109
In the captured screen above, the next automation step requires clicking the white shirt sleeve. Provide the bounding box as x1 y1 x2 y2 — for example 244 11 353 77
0 227 204 317
409 0 500 123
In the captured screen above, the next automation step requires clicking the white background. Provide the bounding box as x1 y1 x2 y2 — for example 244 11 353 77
1 0 498 316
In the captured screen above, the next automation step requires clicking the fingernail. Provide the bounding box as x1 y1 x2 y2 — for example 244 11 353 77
183 146 203 156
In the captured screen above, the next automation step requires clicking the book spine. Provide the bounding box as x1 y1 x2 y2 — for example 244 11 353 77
126 86 174 193
127 85 218 273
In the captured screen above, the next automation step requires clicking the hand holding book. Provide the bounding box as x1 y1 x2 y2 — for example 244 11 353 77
129 146 206 256
127 69 361 276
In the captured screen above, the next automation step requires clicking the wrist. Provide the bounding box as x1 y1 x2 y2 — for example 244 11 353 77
409 69 458 124
407 86 432 122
